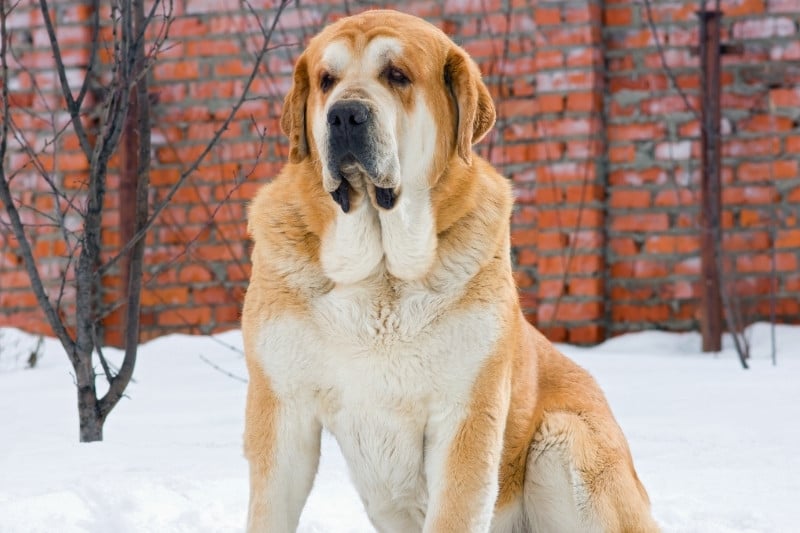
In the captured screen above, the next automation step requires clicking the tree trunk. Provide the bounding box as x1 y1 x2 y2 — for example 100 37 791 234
78 392 104 442
75 354 104 442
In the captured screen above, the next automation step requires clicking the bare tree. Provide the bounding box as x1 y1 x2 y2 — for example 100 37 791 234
0 0 290 441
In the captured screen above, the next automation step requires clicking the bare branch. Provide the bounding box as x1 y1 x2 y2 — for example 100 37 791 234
37 0 94 158
54 245 77 314
98 0 293 278
76 0 101 109
0 0 77 360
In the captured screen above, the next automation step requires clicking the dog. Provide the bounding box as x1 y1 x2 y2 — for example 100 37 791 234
242 10 659 532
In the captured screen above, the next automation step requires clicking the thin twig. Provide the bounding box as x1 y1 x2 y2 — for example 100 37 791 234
641 0 700 121
199 353 247 383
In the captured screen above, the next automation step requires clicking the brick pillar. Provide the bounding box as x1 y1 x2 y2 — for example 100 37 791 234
513 0 606 344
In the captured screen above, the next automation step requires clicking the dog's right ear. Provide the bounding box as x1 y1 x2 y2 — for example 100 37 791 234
280 53 310 163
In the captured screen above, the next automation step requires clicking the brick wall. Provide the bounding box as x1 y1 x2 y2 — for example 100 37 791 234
1 0 798 346
602 0 800 339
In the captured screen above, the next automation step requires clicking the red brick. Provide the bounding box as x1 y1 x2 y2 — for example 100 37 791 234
644 235 700 255
773 160 799 180
770 88 800 107
611 259 671 279
565 4 600 24
140 287 189 307
194 287 233 305
534 50 563 70
517 248 537 267
171 17 208 37
178 264 214 283
723 186 777 205
738 253 799 273
538 279 566 299
214 304 241 325
722 138 780 158
726 0 767 16
159 306 213 327
604 7 632 26
607 123 665 142
568 278 603 296
154 60 200 80
537 301 603 322
611 213 670 232
535 7 561 25
566 47 599 68
654 189 696 207
609 190 651 209
724 231 771 252
612 304 670 323
739 114 794 133
536 94 564 114
610 285 654 301
538 209 604 229
609 238 638 256
568 324 604 344
609 145 635 163
511 228 540 247
776 230 800 249
566 92 600 112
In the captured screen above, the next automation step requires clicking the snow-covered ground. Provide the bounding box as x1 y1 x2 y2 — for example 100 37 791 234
0 323 798 532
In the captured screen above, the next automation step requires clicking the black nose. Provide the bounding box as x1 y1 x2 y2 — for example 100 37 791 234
327 100 370 135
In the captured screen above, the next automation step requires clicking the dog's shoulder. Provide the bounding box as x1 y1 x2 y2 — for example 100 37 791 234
245 162 339 296
248 162 335 253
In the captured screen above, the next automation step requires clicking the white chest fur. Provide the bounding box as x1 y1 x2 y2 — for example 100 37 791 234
256 271 501 527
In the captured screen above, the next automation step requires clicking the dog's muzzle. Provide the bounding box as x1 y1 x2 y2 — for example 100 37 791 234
327 99 396 212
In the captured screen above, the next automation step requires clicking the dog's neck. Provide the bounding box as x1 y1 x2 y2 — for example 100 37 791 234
319 184 437 285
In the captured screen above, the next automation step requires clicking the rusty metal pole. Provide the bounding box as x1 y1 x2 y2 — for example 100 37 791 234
698 10 723 352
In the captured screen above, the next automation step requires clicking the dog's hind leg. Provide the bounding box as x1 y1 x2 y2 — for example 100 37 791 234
523 411 659 533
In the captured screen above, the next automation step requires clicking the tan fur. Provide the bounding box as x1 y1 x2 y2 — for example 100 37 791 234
243 10 658 533
430 349 511 532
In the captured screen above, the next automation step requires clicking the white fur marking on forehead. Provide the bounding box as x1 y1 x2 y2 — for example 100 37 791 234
365 37 403 72
321 40 351 73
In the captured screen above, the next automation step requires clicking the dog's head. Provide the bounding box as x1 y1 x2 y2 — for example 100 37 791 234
280 10 495 212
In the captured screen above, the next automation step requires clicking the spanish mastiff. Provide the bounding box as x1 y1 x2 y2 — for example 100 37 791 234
242 9 659 533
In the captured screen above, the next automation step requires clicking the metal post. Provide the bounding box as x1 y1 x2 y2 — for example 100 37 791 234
698 10 723 352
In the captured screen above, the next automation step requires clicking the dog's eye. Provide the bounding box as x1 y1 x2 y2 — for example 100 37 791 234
384 66 410 87
320 72 336 93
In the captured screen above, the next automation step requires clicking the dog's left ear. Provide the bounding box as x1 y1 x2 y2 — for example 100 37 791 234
281 53 310 163
444 46 496 165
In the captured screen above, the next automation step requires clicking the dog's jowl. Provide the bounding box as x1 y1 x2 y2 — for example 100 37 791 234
242 10 659 533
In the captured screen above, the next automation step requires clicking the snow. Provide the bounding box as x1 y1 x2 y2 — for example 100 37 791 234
1 323 798 532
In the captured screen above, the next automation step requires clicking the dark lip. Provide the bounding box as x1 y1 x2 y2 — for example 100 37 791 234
329 180 396 213
375 186 396 210
330 179 351 213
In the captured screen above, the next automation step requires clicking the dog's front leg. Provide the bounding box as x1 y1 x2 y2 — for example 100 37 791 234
244 366 321 532
422 356 511 533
